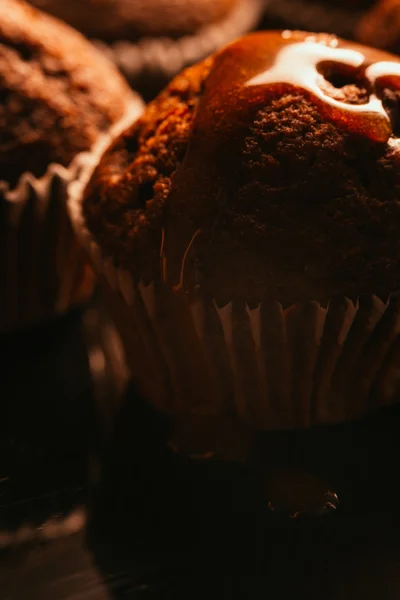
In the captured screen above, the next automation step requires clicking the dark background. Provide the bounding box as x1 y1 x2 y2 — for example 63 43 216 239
2 297 400 599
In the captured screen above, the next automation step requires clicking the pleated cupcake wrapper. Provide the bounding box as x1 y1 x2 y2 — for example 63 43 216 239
95 0 264 91
0 161 95 333
105 271 400 430
68 209 400 437
0 99 144 335
265 0 362 39
84 266 253 460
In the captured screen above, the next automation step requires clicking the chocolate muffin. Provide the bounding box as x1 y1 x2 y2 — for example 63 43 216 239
0 0 140 188
73 31 400 456
0 0 143 332
28 0 263 99
356 0 400 53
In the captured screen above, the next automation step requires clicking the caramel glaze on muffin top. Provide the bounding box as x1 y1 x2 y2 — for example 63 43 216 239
0 0 138 187
28 0 236 41
84 31 400 307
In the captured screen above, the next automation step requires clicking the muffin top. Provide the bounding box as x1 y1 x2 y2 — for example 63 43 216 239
28 0 236 41
0 0 140 187
83 31 400 306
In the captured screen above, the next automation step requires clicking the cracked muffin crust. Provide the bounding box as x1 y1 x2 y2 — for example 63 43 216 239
84 31 400 307
83 58 212 284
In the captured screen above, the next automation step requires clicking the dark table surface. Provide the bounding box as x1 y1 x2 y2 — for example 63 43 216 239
1 514 400 600
2 298 400 600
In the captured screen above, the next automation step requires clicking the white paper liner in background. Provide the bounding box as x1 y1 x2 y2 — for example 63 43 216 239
0 99 144 335
95 0 264 91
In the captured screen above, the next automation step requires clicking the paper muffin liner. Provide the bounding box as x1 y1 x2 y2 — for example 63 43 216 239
95 0 264 96
68 142 400 445
0 99 144 334
88 274 400 431
0 161 95 333
264 0 363 39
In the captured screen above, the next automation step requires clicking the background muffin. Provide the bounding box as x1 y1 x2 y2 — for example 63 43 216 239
28 0 236 40
263 0 374 40
28 0 264 99
356 0 400 53
0 0 143 332
73 31 400 457
0 0 140 187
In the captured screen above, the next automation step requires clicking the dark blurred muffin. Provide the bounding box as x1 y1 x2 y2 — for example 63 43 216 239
29 0 236 41
0 0 143 332
263 0 374 39
73 31 400 451
263 0 400 53
28 0 263 99
356 0 400 53
0 0 141 188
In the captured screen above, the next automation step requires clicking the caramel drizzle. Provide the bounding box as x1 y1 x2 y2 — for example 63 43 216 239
161 32 400 292
160 226 201 293
246 36 400 143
